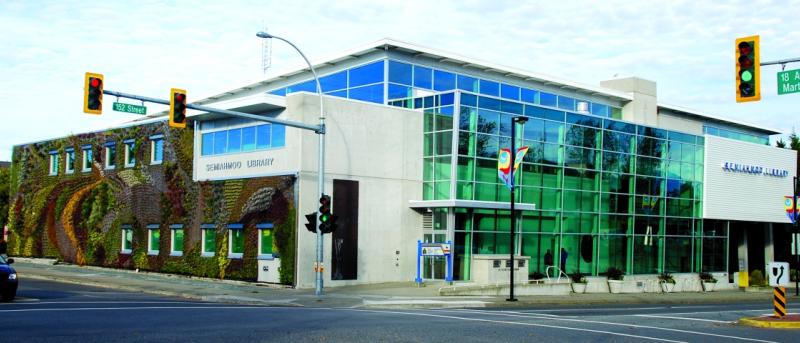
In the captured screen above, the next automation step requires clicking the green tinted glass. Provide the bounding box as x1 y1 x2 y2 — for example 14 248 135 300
203 229 215 253
173 229 184 252
260 229 273 255
231 230 244 254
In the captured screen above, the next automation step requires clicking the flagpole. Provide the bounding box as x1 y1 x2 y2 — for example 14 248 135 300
507 116 528 302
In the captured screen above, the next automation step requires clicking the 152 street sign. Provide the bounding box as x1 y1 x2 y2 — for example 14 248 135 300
112 102 147 115
778 69 800 95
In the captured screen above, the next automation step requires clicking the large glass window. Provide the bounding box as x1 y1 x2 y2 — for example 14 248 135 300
348 60 384 87
202 124 286 156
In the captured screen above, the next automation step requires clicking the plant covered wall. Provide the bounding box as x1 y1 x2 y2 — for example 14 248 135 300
7 121 296 284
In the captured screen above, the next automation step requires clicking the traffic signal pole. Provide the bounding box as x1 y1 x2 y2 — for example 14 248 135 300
102 90 323 133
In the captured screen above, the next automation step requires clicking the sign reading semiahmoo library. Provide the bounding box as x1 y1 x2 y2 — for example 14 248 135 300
721 162 789 177
205 158 275 172
778 69 800 95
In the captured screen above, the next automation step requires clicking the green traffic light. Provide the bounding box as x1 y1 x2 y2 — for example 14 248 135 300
741 70 753 82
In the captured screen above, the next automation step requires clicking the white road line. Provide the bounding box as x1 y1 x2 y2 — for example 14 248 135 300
633 314 735 324
519 306 668 313
442 309 777 343
348 308 686 343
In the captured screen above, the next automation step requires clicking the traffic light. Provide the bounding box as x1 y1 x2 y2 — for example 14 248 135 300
305 212 317 233
322 214 338 234
84 72 104 114
318 195 331 233
169 88 188 128
735 35 761 103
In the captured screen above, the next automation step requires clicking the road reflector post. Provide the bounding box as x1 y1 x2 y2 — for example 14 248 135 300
774 286 787 318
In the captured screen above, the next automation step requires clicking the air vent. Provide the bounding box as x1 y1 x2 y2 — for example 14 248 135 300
422 212 433 230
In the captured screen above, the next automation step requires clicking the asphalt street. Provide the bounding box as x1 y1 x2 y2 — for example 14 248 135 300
0 279 796 343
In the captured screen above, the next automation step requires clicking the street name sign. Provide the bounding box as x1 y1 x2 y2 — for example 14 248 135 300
778 69 800 95
112 102 147 115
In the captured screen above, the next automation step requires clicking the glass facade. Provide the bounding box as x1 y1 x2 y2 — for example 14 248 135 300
201 123 286 156
265 52 732 281
703 125 768 145
398 90 719 280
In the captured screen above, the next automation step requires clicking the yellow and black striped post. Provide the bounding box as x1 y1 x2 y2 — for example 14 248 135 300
774 286 787 318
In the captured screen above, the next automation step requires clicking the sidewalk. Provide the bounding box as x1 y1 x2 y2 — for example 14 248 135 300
11 258 790 309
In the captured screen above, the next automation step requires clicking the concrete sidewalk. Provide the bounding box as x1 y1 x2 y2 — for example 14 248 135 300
11 258 789 309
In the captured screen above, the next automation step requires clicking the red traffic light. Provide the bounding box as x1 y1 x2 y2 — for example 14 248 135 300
90 78 100 87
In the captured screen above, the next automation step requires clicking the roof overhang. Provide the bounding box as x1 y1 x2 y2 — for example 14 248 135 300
657 102 782 135
409 200 537 211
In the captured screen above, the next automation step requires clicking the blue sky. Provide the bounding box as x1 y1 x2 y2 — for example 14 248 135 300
1 0 799 160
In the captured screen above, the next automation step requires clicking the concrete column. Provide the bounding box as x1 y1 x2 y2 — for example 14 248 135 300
599 77 658 126
764 223 774 264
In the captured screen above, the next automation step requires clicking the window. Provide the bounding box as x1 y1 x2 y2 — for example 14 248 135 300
257 223 274 258
81 145 93 172
104 142 116 170
124 140 135 167
150 135 163 164
170 224 184 256
147 224 160 255
49 151 59 175
65 149 75 174
201 224 216 257
201 124 286 156
121 225 133 253
228 224 244 258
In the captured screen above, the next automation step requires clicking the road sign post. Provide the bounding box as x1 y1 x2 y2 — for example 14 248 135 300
778 69 800 95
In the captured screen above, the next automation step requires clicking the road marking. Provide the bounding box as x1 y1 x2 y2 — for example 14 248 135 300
348 308 686 342
518 306 668 313
0 301 213 306
444 309 777 343
633 314 735 324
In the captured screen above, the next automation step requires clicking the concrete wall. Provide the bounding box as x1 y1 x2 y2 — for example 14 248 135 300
703 135 797 222
657 111 703 135
600 77 658 126
286 94 424 288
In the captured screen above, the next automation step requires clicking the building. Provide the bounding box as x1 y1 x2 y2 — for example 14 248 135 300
8 39 796 289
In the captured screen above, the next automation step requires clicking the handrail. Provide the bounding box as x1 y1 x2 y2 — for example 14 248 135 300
545 266 570 283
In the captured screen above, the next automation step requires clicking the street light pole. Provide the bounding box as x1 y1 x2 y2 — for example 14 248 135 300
508 116 527 302
794 176 799 296
257 32 326 296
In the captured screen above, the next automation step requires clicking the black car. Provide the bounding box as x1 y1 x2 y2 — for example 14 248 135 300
0 256 18 301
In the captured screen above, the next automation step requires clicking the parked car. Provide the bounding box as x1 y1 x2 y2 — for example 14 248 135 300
0 256 18 301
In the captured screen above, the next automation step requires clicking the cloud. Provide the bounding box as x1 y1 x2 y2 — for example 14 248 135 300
1 0 799 160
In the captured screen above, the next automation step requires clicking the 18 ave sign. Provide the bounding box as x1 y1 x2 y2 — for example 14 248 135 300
778 69 800 95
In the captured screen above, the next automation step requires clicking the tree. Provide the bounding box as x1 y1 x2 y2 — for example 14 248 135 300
790 131 800 151
776 138 787 148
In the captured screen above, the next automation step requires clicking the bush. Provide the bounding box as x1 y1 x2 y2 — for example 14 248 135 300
749 270 765 286
570 272 587 283
699 271 717 283
606 267 624 281
658 271 675 284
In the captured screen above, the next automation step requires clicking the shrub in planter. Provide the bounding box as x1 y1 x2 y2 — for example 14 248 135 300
699 271 717 283
530 271 546 281
606 267 624 281
571 272 588 294
749 270 765 286
659 271 676 293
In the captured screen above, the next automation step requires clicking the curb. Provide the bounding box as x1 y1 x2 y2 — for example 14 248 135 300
739 316 800 329
362 299 488 309
21 273 303 307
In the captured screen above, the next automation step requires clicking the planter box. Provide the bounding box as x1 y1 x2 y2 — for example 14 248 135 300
608 279 645 294
661 281 675 293
702 281 716 292
608 280 624 294
571 282 587 294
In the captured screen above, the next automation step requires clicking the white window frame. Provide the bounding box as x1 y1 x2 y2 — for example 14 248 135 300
170 224 184 257
105 143 116 170
124 140 135 168
49 151 59 176
150 135 164 165
81 146 92 172
121 225 133 254
65 149 75 174
147 225 160 255
257 223 274 259
201 225 215 257
228 224 244 259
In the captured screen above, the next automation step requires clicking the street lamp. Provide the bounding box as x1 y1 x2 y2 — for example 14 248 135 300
508 115 528 302
257 31 327 296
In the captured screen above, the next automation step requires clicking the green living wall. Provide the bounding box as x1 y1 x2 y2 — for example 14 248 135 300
7 121 296 284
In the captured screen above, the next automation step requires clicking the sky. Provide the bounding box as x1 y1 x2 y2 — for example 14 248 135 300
1 0 799 161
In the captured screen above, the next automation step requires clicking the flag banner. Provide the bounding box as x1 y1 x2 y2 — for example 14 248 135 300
498 147 529 191
784 196 798 224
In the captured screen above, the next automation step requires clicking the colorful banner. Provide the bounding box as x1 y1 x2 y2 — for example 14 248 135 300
784 196 800 224
498 147 529 191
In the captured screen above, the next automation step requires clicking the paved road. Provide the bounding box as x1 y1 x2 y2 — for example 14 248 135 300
1 279 795 342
